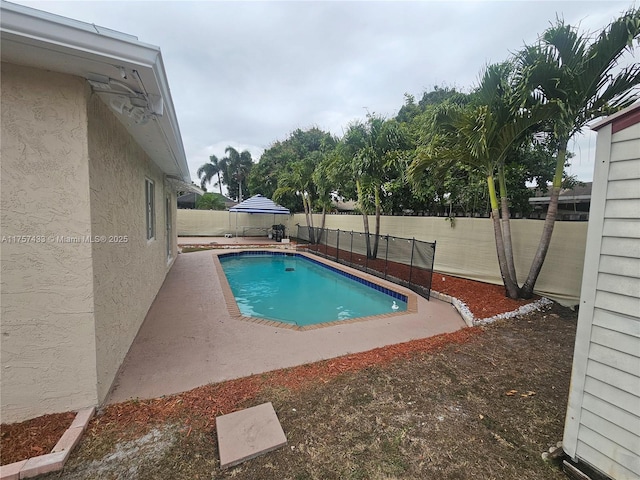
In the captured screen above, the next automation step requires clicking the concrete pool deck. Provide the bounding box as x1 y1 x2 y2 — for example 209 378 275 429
105 241 467 404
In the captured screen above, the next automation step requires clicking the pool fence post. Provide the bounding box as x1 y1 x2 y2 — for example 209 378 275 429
408 237 415 287
350 231 354 266
364 233 369 272
428 240 436 298
336 229 340 262
324 229 329 257
384 235 389 279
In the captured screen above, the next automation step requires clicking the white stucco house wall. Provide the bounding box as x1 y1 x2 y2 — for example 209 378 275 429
563 102 640 479
1 2 196 423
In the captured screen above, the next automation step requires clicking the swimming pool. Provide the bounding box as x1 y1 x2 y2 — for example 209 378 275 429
218 251 408 327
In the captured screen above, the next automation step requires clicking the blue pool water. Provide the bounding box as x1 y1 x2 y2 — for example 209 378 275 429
219 252 407 326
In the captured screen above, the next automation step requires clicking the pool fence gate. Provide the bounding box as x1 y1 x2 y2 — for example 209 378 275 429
295 226 436 300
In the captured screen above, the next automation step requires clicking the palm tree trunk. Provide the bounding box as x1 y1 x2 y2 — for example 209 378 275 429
488 175 520 299
498 166 518 289
302 193 314 244
307 193 316 244
362 212 371 258
320 205 327 231
520 143 567 298
356 179 372 257
372 188 381 259
217 173 223 195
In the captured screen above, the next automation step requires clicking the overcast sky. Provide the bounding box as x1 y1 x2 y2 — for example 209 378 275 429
12 0 640 184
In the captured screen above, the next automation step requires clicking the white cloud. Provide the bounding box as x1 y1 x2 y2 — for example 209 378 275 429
13 0 638 183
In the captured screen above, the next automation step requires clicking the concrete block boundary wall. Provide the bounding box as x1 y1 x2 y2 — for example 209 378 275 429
177 210 587 306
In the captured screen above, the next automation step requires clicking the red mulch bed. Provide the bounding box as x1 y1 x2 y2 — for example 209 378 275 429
1 269 537 466
433 273 537 318
1 411 75 465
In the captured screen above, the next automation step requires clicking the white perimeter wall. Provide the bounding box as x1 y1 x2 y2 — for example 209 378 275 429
177 210 586 305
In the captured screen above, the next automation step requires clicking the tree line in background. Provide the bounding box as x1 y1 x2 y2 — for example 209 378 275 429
197 9 640 299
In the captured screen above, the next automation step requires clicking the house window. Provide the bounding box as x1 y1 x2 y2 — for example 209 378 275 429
145 179 155 240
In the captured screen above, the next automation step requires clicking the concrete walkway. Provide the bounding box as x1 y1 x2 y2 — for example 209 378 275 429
105 247 466 404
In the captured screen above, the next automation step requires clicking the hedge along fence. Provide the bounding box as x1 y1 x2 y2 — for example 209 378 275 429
176 209 587 306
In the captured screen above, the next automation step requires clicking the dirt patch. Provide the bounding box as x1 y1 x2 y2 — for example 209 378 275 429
25 302 576 480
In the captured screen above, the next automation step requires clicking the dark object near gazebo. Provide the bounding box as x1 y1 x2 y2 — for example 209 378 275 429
272 224 286 242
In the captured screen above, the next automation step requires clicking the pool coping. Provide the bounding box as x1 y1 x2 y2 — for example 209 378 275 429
212 250 418 331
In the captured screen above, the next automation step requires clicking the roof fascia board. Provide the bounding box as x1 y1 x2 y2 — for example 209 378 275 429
590 102 640 131
1 3 159 67
150 54 188 178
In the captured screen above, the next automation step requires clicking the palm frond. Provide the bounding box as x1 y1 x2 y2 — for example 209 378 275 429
273 186 295 202
475 62 515 108
542 21 589 72
196 163 217 189
581 8 640 113
515 9 639 138
586 63 640 120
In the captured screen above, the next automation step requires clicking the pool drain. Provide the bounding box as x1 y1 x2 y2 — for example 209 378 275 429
285 267 295 271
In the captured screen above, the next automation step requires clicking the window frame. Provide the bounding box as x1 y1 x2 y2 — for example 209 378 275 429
165 193 172 261
145 178 155 241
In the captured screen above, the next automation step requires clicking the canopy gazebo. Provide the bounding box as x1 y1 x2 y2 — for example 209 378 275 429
228 194 290 238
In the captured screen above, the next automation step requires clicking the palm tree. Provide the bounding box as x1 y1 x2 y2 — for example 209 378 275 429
274 155 317 242
195 193 226 210
343 114 410 258
516 8 640 298
409 63 552 298
223 146 253 202
196 154 225 194
312 153 335 236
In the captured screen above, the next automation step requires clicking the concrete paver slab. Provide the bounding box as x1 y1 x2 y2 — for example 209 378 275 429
216 402 287 469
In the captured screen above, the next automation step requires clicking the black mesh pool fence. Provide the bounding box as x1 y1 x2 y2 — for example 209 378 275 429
294 226 436 300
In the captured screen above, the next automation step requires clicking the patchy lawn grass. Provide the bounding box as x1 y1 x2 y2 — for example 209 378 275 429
38 302 575 480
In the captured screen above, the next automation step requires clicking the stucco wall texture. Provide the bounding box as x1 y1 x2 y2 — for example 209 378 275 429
87 95 175 403
177 209 586 305
1 63 177 423
1 63 99 422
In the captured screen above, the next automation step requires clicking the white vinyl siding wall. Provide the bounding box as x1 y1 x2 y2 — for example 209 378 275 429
563 111 640 480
